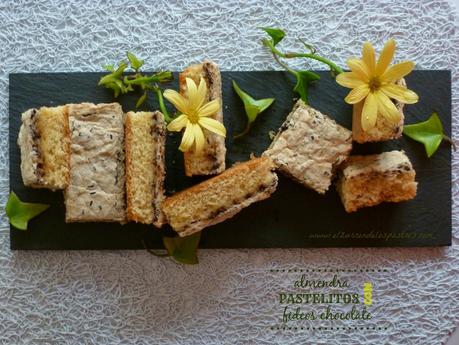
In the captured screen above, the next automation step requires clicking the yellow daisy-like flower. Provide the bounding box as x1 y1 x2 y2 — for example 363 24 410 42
336 39 419 131
164 77 226 153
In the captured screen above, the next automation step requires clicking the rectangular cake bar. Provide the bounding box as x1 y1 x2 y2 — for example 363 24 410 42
162 157 278 237
65 103 126 223
125 111 166 227
17 105 70 190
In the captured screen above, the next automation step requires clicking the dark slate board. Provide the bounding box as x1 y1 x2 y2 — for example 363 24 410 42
9 71 452 249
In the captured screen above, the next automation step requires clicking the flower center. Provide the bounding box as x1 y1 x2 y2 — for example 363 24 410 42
188 111 200 124
368 77 381 92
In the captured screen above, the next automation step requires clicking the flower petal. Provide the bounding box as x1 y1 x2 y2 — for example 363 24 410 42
375 91 401 124
380 61 415 83
167 114 189 132
344 84 370 104
197 99 220 117
336 72 366 88
375 39 396 76
380 83 419 104
179 122 195 152
362 42 376 74
347 58 370 82
195 78 208 110
164 89 188 114
198 117 226 137
360 92 378 131
186 77 200 110
192 124 206 153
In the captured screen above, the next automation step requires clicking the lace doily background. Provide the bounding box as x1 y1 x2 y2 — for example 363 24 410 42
0 1 458 344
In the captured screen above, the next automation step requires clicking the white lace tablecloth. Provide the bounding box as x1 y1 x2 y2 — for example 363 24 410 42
0 1 458 344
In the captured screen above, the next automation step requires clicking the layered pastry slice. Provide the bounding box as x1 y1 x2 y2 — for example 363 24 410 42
125 111 166 227
17 105 70 190
179 60 226 176
336 150 417 212
65 103 126 223
162 156 278 237
264 100 352 194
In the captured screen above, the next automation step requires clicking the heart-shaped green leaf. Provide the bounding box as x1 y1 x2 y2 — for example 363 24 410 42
293 70 320 102
163 232 201 265
5 191 50 230
232 80 275 138
127 52 144 71
403 112 450 158
259 27 286 46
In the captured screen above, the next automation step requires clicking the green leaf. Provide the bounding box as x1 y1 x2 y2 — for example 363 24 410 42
163 232 201 265
5 191 49 230
403 112 450 158
98 62 128 97
136 92 147 108
259 27 286 46
293 70 320 103
232 80 275 138
127 52 144 71
103 64 114 72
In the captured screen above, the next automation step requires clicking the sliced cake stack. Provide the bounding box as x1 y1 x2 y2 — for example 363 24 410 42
18 103 166 226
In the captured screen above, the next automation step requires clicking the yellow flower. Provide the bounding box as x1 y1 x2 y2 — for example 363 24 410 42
336 39 419 131
164 77 226 153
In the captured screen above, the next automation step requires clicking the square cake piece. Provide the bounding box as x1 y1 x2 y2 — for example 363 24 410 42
336 150 417 212
352 79 406 143
179 60 226 176
264 100 352 194
17 105 70 190
125 111 166 227
65 103 126 223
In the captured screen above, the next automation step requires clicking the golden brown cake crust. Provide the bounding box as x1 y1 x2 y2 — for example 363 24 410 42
162 156 278 236
125 111 166 227
179 60 226 176
38 106 71 189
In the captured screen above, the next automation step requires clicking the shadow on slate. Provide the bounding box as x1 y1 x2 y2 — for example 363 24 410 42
8 71 451 249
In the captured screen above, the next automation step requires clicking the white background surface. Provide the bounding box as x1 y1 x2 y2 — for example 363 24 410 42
0 1 458 344
453 0 459 17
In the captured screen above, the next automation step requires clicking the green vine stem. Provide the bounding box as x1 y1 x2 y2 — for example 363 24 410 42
264 40 343 75
234 124 252 140
153 86 172 123
443 134 457 151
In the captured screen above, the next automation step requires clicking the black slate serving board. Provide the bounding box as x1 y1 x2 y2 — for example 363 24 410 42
9 71 452 249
